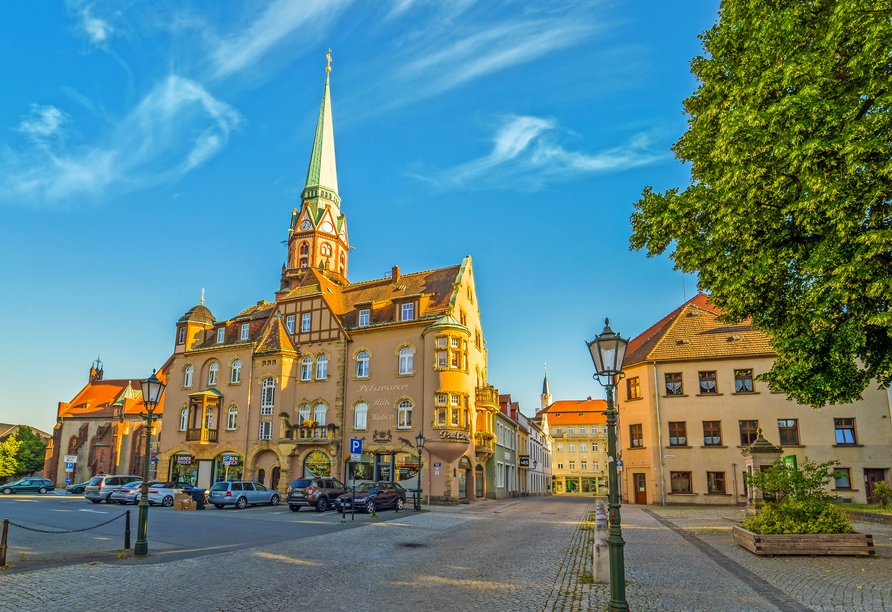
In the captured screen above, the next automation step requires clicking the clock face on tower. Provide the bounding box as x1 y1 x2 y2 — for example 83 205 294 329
300 220 312 231
320 221 335 234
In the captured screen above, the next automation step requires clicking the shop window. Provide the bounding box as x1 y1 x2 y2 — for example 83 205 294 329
304 450 331 477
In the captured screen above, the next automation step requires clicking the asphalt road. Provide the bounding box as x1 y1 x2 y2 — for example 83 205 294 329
0 491 399 570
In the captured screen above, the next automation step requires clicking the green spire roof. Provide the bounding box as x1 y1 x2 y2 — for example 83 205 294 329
303 66 339 204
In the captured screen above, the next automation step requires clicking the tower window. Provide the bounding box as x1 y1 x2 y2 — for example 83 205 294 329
177 327 186 345
321 243 332 256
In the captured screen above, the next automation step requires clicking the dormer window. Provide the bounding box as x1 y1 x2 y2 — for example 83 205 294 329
240 324 250 340
285 315 295 333
177 327 186 345
358 309 370 327
217 328 225 344
401 303 415 321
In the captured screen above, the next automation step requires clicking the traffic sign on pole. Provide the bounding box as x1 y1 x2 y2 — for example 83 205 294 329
349 438 362 455
65 462 74 471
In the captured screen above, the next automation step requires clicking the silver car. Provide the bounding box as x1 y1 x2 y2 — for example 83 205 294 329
85 474 141 504
147 481 195 507
208 481 280 509
110 481 160 505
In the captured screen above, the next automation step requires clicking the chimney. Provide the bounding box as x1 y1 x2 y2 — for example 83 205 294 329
392 265 401 283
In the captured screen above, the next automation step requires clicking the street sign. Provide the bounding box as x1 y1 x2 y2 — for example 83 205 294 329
65 477 72 483
433 462 441 467
64 455 78 463
350 454 361 462
349 438 362 455
783 455 798 470
224 454 231 463
616 460 623 467
65 462 74 471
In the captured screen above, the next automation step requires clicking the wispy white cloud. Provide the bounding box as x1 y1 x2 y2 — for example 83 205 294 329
210 0 351 79
410 115 667 189
81 6 113 45
17 105 69 141
1 77 240 203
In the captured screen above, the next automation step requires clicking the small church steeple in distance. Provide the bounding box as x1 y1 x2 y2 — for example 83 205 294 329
541 363 552 410
283 49 350 289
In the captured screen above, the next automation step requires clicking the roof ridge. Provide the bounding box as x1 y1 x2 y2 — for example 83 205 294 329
344 263 463 289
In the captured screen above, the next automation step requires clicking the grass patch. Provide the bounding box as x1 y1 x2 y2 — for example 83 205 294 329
578 570 595 585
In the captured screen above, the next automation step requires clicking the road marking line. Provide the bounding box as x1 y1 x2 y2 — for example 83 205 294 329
78 509 108 514
155 544 239 555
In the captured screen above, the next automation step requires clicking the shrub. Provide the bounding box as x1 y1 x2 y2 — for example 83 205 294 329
741 499 854 535
869 481 892 509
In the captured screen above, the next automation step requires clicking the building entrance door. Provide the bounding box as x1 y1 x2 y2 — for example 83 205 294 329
475 466 484 498
458 470 467 499
865 469 886 502
633 473 647 505
197 460 213 488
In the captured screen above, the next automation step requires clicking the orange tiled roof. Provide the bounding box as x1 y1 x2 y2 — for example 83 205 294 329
57 357 173 420
539 399 607 425
624 294 774 366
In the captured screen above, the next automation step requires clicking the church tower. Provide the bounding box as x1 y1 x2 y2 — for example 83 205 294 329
282 51 349 289
541 364 552 410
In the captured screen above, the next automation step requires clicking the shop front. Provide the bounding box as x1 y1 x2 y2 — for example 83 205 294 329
169 453 197 485
345 451 420 486
213 452 243 483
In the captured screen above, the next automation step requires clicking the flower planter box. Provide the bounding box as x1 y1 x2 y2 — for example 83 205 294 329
733 525 875 556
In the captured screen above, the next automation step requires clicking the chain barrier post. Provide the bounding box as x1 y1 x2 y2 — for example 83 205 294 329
124 510 131 550
0 518 8 566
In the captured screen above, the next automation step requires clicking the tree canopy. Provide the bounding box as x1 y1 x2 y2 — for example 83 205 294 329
13 426 47 476
630 0 892 406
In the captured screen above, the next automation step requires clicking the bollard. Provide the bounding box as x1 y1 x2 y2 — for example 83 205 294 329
0 518 7 567
124 510 131 550
593 500 610 583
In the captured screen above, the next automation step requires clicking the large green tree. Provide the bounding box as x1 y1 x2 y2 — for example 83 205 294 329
630 0 892 406
0 436 21 478
12 426 47 476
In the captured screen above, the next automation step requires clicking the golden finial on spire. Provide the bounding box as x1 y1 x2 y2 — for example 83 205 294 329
326 49 332 73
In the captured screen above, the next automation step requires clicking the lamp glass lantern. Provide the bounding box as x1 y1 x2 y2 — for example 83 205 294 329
415 433 425 449
586 318 628 377
139 370 166 407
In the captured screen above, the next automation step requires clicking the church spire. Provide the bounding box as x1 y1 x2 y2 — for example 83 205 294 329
302 49 339 206
541 363 552 410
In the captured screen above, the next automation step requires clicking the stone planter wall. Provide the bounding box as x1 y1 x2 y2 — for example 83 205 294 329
844 510 892 527
733 525 875 556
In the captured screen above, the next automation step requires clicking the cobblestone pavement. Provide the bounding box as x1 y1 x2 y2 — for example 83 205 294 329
0 498 890 611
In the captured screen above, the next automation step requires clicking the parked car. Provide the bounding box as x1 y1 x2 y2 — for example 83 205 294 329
335 482 407 514
110 481 161 505
147 481 197 507
207 481 280 509
84 474 141 504
66 480 89 494
1 478 54 495
286 477 346 512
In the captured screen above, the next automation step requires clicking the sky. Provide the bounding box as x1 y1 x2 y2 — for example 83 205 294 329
0 0 721 432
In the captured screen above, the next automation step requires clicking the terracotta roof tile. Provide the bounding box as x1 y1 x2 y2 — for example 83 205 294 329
539 399 608 425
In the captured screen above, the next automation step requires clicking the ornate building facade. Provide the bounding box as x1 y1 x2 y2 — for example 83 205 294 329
156 61 500 503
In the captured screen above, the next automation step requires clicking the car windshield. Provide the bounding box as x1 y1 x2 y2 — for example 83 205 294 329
355 483 379 494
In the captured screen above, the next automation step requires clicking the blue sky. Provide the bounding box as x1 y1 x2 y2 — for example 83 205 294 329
0 0 719 431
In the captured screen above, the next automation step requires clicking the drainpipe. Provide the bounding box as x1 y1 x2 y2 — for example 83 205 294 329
732 462 739 504
653 362 667 506
244 347 255 479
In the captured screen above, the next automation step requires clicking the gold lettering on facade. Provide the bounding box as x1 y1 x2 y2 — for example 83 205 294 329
439 430 470 442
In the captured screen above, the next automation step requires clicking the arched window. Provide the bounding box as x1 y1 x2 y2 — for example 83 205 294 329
314 403 327 426
300 356 313 381
316 354 328 380
300 258 308 268
208 363 218 386
397 400 413 429
179 408 188 431
231 359 242 384
298 404 311 424
260 378 275 415
399 347 414 375
227 406 238 430
299 242 309 255
321 243 332 256
339 254 345 274
354 402 368 430
205 406 213 429
356 351 370 378
184 365 194 388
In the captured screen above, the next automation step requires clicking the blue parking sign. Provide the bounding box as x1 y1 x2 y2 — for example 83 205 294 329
65 477 72 483
65 462 74 470
349 438 362 455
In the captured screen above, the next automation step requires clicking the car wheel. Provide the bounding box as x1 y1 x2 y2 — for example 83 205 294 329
214 504 225 509
39 487 48 494
235 496 248 509
90 499 101 504
316 497 328 512
1 488 11 495
395 497 404 510
366 501 376 514
289 505 300 512
77 487 85 494
162 496 173 507
106 493 114 503
269 494 280 506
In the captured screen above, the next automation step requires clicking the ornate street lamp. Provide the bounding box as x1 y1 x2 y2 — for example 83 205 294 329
134 369 166 557
586 318 629 612
414 434 425 511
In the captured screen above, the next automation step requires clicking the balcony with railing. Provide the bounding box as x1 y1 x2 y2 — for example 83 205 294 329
283 424 339 443
474 435 496 458
475 385 500 410
186 428 218 443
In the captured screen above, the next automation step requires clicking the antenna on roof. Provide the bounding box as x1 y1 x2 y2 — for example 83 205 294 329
201 288 205 306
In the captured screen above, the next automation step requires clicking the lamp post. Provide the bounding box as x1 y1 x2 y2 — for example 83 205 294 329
134 370 166 557
414 433 425 511
586 318 629 612
532 460 538 494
